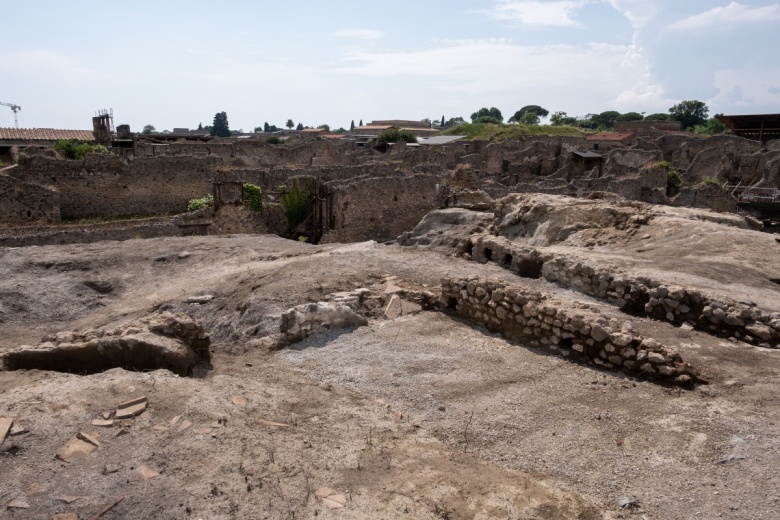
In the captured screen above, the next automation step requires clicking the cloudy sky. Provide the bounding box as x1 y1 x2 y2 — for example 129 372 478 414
2 0 779 132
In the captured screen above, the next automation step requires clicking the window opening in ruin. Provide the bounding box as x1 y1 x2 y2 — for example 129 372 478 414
515 258 543 279
446 297 458 310
484 248 493 262
465 241 474 256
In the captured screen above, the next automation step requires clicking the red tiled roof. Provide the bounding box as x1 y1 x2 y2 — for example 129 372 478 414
0 128 95 141
586 132 635 141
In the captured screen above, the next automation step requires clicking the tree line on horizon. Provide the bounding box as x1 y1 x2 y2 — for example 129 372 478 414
139 99 727 138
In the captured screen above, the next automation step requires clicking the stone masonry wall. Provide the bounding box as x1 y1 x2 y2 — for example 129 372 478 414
321 174 441 243
441 276 701 386
459 234 780 348
0 174 60 224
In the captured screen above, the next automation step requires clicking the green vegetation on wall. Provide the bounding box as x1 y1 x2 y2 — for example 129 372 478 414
242 182 263 212
187 193 213 212
376 128 417 146
281 181 309 238
53 140 108 160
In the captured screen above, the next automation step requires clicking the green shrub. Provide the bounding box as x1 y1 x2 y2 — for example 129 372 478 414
187 193 213 212
242 182 263 212
376 128 417 146
53 140 108 160
281 182 309 237
266 136 283 144
699 176 721 187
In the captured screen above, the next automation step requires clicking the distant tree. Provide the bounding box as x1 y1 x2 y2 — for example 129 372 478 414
446 116 466 126
592 111 621 129
473 115 502 124
550 111 577 126
264 122 270 132
332 127 348 133
268 124 279 132
669 100 709 130
318 124 330 131
350 120 355 132
376 128 417 146
644 113 670 121
211 112 230 137
694 116 729 135
197 123 203 131
471 107 503 123
359 119 363 126
254 126 263 132
142 125 156 134
509 105 549 123
296 122 304 130
286 119 295 130
519 112 541 125
441 115 445 127
616 112 644 121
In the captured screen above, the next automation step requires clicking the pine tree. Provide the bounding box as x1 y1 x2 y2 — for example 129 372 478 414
441 115 445 127
350 120 355 132
211 112 230 137
264 122 270 132
359 119 363 126
296 122 303 130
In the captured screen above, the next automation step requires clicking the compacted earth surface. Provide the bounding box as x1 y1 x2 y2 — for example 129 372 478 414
1 194 779 519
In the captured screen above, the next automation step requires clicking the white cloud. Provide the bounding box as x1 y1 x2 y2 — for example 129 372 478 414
709 68 780 111
334 38 671 114
483 0 587 27
608 0 658 29
670 2 780 30
332 28 384 40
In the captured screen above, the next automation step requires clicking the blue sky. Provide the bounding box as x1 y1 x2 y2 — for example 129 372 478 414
2 0 779 131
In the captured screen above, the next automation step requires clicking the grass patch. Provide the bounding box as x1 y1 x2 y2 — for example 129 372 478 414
440 123 585 140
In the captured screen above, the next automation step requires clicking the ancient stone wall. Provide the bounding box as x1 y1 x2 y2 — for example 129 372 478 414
441 276 700 385
458 234 780 348
321 173 441 243
0 217 179 247
0 174 60 224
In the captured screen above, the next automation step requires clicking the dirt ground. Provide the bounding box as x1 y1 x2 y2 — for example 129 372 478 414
1 200 780 519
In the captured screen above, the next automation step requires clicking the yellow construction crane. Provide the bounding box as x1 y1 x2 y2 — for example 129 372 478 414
0 101 21 128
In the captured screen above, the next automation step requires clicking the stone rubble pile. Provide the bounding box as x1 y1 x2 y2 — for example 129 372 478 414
441 276 702 386
279 289 370 342
460 234 780 348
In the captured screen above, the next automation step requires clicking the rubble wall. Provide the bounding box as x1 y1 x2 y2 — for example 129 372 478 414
0 174 60 224
321 174 440 243
441 276 700 385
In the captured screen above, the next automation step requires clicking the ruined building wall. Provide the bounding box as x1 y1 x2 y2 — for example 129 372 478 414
0 174 60 224
321 173 441 243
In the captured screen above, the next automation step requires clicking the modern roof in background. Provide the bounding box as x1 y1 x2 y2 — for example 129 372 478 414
416 135 465 145
586 132 635 141
0 128 95 141
716 114 780 141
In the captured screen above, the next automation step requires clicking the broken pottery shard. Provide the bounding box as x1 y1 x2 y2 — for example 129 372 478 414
53 513 78 520
117 396 148 409
0 417 13 445
194 427 212 435
139 411 151 420
9 423 28 436
383 294 403 320
170 415 182 426
116 402 147 419
56 437 97 462
176 420 192 432
77 431 100 447
92 419 114 427
256 419 290 428
231 396 247 406
315 487 336 499
136 464 159 479
57 496 83 504
117 418 134 427
102 411 111 420
153 424 169 431
7 497 30 509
